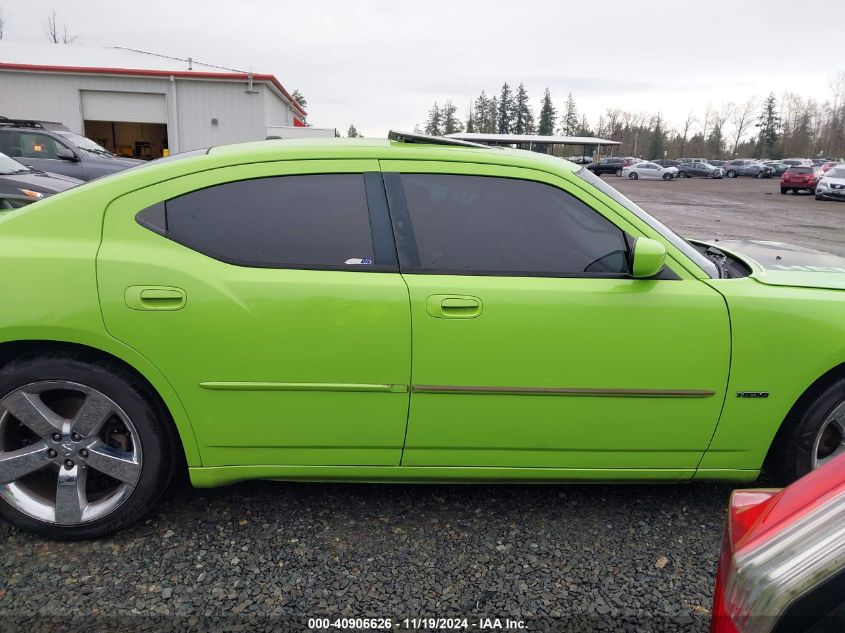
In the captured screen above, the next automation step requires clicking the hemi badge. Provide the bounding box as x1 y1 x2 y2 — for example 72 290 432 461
737 391 769 398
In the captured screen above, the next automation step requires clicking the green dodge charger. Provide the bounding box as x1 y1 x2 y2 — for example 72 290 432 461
1 132 844 539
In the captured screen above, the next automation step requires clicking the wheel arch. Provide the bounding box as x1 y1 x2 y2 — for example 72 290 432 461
763 361 845 474
0 338 201 468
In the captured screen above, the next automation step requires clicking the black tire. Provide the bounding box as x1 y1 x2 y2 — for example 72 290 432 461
816 194 824 201
781 188 788 195
630 172 638 180
615 168 623 177
727 170 737 178
0 352 175 539
662 173 672 181
767 374 845 484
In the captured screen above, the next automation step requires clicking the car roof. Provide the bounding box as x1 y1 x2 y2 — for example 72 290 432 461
206 137 582 173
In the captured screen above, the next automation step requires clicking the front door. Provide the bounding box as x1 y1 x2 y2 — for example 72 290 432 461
381 162 730 472
97 160 411 467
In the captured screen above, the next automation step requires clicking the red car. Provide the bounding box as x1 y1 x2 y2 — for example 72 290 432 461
781 166 822 194
711 453 845 633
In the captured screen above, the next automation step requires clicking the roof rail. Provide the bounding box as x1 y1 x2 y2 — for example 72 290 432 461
0 117 68 130
388 130 491 149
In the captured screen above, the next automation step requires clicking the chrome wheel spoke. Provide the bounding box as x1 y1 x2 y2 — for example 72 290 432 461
55 464 87 524
0 441 51 485
814 407 845 469
1 390 64 438
85 441 141 484
70 392 114 438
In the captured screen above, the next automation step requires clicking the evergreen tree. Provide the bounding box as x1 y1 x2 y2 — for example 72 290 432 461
497 82 515 134
465 100 476 133
560 93 579 136
424 102 443 136
513 83 534 134
756 92 781 158
486 96 499 134
291 89 308 124
346 124 359 138
473 91 492 134
441 100 463 135
648 114 665 160
535 88 556 152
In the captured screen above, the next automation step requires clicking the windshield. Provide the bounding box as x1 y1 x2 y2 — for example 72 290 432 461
574 167 719 278
0 152 30 175
54 131 112 155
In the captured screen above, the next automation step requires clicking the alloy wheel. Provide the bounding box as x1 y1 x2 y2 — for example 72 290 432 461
812 400 845 469
0 381 142 525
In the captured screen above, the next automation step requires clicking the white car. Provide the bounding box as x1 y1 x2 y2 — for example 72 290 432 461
621 161 678 180
815 164 845 201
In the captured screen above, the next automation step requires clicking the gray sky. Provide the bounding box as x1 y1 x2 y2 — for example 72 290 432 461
1 0 842 136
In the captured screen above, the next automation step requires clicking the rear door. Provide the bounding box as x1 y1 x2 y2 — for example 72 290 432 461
97 160 411 467
382 161 730 473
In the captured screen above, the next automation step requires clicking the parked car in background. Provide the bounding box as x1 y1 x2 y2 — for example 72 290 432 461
622 161 678 180
586 157 628 176
764 160 789 176
679 157 707 164
781 158 813 168
811 158 828 167
821 161 841 173
708 160 726 168
566 155 593 165
677 162 724 179
781 165 822 194
0 118 143 181
0 151 82 209
653 159 682 168
710 454 845 633
723 159 774 178
815 164 845 201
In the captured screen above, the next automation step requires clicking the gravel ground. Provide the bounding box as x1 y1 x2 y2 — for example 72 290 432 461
611 174 845 257
0 480 731 632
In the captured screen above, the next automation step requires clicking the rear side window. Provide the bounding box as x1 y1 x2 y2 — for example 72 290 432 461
139 174 381 270
788 167 813 174
399 174 629 276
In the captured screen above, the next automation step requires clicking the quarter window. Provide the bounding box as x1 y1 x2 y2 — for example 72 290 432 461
139 174 380 269
399 174 630 276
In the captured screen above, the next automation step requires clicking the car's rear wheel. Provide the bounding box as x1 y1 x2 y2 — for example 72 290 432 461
630 172 638 180
768 375 845 484
727 170 737 178
0 353 174 539
615 168 623 177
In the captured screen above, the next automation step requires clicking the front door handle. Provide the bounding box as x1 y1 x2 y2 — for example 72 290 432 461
426 294 482 319
125 286 186 311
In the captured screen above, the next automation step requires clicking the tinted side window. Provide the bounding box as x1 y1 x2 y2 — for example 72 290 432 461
399 174 629 276
154 174 379 269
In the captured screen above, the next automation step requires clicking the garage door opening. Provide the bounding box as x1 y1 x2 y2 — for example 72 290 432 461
81 90 169 160
84 120 168 160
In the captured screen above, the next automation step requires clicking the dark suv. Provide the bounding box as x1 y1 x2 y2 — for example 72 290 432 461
586 157 631 176
0 117 143 181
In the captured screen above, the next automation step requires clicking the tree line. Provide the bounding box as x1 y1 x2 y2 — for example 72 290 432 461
418 77 845 160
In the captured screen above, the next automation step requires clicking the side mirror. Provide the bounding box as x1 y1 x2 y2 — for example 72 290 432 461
631 237 666 278
56 147 78 162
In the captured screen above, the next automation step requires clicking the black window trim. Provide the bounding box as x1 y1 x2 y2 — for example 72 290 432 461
134 171 400 273
382 170 679 280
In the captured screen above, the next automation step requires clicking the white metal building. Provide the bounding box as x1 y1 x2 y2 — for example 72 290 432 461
0 42 308 159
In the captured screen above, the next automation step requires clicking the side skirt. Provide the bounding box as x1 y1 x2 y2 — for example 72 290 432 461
189 465 758 488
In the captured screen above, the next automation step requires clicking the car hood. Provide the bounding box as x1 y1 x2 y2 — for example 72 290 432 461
693 239 845 291
0 170 82 193
820 176 845 186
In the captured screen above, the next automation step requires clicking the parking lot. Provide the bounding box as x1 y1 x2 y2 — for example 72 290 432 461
612 174 845 257
2 173 842 633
